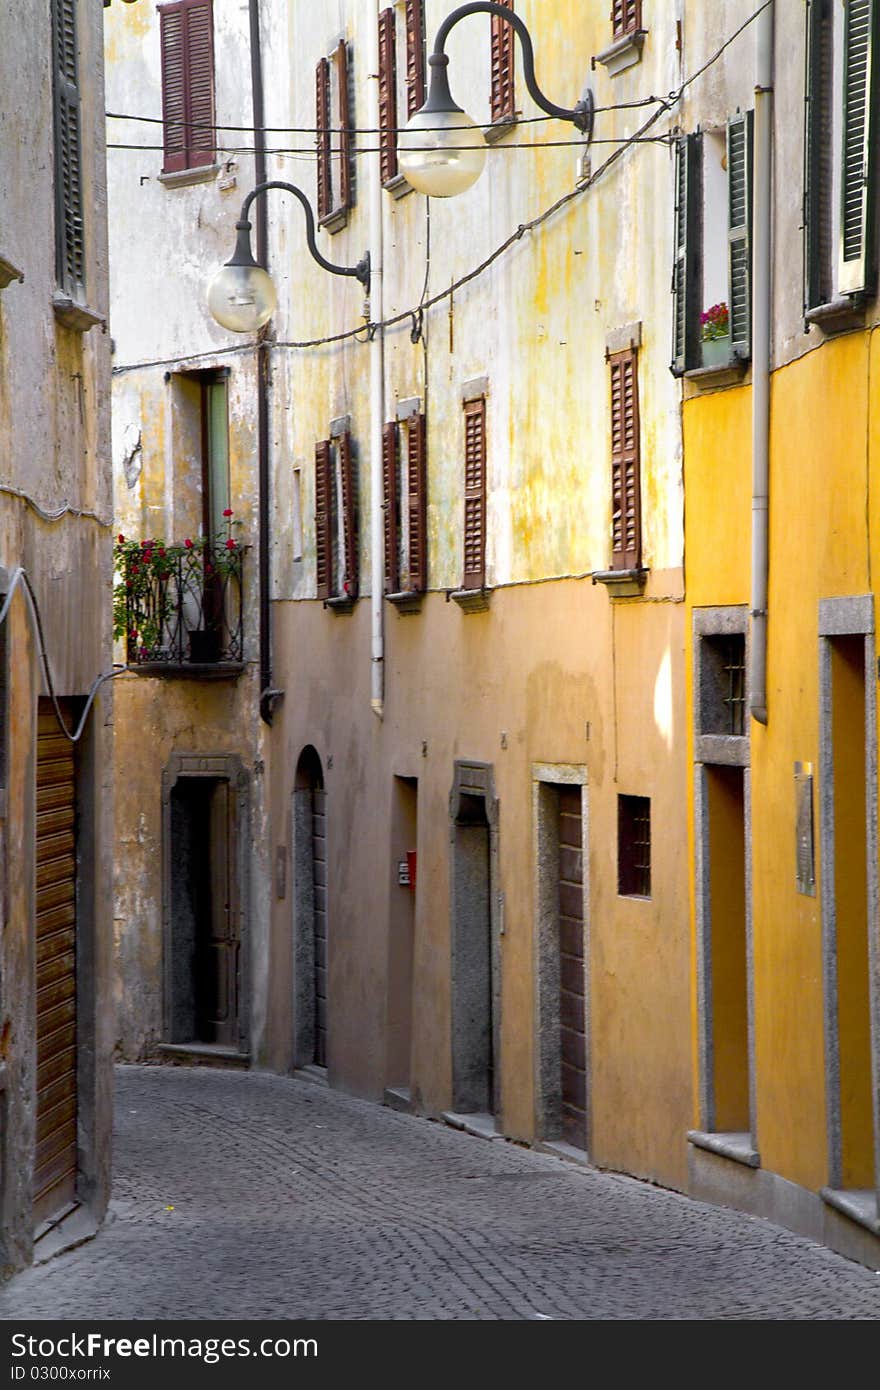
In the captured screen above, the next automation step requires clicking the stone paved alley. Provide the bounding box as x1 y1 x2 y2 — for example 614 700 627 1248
2 1065 880 1320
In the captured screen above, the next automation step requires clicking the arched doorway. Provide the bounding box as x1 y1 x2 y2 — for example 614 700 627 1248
292 747 326 1071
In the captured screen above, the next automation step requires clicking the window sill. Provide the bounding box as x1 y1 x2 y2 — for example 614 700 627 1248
820 1187 880 1235
318 206 350 235
449 587 491 613
696 733 750 767
130 660 246 680
158 163 221 189
386 589 423 615
683 358 747 390
325 593 357 613
484 113 518 144
383 172 415 201
805 297 865 336
688 1129 760 1169
591 567 648 597
52 295 105 333
594 29 646 77
0 254 24 289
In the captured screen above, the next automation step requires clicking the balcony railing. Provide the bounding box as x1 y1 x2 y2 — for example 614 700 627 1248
117 542 247 673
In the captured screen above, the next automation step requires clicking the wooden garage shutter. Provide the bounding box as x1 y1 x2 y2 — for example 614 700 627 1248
339 430 359 599
34 701 77 1228
378 9 398 185
383 421 399 593
490 0 515 123
405 0 426 117
463 398 486 591
727 110 754 358
609 348 641 571
671 133 700 375
159 0 215 174
52 0 84 298
407 412 428 593
803 0 834 311
612 0 642 38
839 0 877 294
316 57 332 220
315 439 332 600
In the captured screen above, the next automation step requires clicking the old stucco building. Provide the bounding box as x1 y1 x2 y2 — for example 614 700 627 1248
0 0 115 1274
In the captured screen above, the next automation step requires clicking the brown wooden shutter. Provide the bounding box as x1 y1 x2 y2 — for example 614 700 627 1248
159 0 215 173
609 348 641 571
463 398 486 590
316 58 331 220
339 430 359 598
315 440 332 600
612 0 642 38
378 9 398 185
336 41 353 212
405 0 426 116
383 421 399 593
407 412 427 592
490 0 515 123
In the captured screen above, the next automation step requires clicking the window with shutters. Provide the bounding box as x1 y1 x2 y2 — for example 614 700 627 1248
803 0 877 322
51 0 85 303
316 40 354 231
489 0 516 128
378 3 426 193
612 0 642 39
608 348 641 573
315 429 359 603
671 114 754 375
158 0 215 176
383 409 427 600
462 397 487 593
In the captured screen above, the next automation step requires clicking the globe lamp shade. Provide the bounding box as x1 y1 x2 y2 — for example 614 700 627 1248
398 108 487 198
207 262 277 333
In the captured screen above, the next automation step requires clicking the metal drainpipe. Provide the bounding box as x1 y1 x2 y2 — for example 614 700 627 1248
367 1 385 719
249 0 276 726
749 0 774 726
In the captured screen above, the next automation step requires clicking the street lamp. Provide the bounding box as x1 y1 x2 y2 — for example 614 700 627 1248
207 180 370 333
398 1 594 198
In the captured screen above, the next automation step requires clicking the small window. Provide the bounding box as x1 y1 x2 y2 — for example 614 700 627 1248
700 633 746 737
490 0 515 125
378 3 427 189
383 411 427 594
158 0 216 174
618 795 651 897
51 0 85 300
316 40 354 229
612 0 642 39
315 431 359 601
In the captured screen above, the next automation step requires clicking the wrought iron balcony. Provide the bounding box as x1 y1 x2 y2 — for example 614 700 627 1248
115 540 248 675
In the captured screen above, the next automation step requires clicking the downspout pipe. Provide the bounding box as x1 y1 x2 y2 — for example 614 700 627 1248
367 2 385 719
249 0 277 726
749 0 773 726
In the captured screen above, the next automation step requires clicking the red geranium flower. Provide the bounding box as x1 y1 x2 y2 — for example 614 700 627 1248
184 538 193 549
226 537 236 549
117 533 125 543
223 508 234 517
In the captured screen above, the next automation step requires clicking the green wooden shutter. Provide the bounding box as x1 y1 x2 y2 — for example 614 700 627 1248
839 0 877 295
671 134 700 375
52 0 84 298
804 0 834 311
727 111 754 359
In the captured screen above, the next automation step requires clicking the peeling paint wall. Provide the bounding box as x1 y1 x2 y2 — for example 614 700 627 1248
0 0 113 1274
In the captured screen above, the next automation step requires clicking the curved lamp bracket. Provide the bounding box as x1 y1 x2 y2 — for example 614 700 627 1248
431 1 595 137
234 180 370 287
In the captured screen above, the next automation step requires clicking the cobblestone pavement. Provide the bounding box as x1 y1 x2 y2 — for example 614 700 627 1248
2 1064 880 1319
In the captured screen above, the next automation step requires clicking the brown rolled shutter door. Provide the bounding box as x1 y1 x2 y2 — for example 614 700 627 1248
463 398 486 590
33 700 77 1228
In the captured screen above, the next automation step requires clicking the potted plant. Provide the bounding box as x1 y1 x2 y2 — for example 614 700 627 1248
700 301 730 367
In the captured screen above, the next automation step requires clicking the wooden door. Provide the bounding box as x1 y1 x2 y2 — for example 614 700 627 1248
197 779 239 1046
558 786 586 1148
312 787 327 1067
34 700 77 1227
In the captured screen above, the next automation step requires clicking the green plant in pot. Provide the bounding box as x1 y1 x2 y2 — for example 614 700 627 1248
700 301 730 367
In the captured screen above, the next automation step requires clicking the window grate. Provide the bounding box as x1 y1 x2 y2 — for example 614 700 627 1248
721 634 746 735
618 795 651 897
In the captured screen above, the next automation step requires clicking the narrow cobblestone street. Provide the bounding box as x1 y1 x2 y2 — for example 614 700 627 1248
2 1065 880 1320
